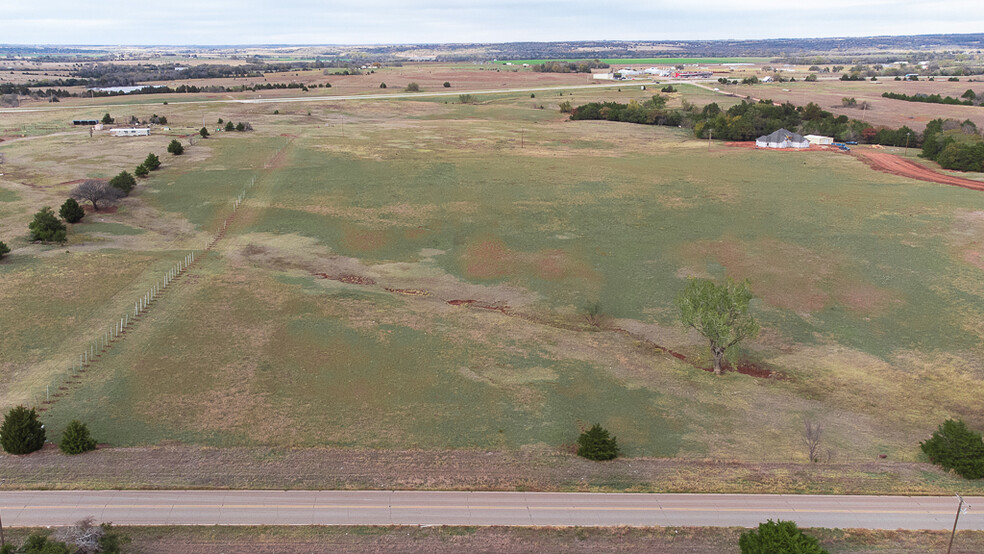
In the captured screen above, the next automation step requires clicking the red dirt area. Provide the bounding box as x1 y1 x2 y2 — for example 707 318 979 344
313 273 376 285
384 287 430 297
853 150 984 191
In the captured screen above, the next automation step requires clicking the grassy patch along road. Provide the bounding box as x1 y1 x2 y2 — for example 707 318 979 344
2 445 983 497
6 525 982 554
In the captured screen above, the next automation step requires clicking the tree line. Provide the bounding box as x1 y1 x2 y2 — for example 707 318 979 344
881 90 980 106
569 96 924 147
531 60 610 73
921 118 984 171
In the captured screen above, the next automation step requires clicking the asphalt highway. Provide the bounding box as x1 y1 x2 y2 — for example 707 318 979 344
1 491 981 529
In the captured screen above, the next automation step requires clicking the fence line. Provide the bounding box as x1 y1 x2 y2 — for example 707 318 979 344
34 175 258 412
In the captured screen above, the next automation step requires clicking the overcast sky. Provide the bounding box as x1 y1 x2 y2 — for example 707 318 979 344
4 0 983 45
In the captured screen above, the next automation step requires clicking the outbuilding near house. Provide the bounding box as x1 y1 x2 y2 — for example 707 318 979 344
755 128 809 149
804 134 834 145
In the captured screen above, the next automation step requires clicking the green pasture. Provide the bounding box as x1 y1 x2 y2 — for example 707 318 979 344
11 87 984 461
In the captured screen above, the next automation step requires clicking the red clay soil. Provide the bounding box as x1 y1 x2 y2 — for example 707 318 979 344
853 149 984 191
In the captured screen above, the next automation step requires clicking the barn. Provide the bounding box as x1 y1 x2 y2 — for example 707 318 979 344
755 128 809 149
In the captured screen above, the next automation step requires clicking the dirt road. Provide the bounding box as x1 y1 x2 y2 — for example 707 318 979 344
854 149 984 191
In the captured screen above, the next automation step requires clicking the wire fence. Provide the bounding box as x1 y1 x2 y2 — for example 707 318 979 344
33 175 258 413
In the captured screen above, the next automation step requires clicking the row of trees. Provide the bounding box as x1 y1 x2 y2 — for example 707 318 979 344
569 97 924 147
881 91 977 106
531 60 610 73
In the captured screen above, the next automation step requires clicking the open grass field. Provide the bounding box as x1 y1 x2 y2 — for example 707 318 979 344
3 72 984 476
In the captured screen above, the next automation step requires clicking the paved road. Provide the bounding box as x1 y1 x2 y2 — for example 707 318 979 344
1 491 980 529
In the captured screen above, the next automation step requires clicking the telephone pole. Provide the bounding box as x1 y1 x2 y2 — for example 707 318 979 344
947 494 970 554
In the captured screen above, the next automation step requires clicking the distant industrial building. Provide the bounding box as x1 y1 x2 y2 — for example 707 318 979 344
72 119 99 126
672 71 713 79
110 128 151 137
756 128 809 149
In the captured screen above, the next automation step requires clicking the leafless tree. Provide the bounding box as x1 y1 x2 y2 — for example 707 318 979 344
71 180 122 211
0 94 18 108
55 517 103 553
804 420 824 463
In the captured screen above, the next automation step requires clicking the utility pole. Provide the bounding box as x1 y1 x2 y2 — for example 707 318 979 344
903 132 911 157
708 128 712 151
947 494 970 554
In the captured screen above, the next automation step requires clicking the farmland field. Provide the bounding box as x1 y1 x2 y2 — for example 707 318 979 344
3 76 984 470
498 58 768 65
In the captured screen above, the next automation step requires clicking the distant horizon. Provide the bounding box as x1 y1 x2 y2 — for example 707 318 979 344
5 1 982 46
1 32 983 50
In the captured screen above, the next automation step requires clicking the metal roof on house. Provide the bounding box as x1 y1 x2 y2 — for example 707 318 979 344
757 128 807 143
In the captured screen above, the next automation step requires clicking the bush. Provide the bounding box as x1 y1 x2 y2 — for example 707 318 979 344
5 533 71 554
236 122 246 131
199 126 209 138
217 118 223 124
380 82 387 88
273 109 279 114
660 85 676 93
109 171 136 195
739 520 827 553
0 405 46 454
59 420 97 455
0 240 10 259
936 141 984 172
101 112 113 124
405 82 420 92
143 152 161 170
28 206 67 242
167 139 184 155
443 81 451 88
134 164 149 178
921 419 984 479
225 121 235 132
59 198 85 223
576 423 620 461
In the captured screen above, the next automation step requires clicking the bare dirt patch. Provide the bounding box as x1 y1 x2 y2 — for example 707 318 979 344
725 141 841 153
461 237 599 284
854 149 984 191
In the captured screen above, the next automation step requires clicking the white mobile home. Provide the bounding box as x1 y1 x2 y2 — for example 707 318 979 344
804 134 833 145
110 128 151 137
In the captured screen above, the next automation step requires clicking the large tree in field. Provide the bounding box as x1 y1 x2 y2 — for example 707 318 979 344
678 278 759 375
71 180 122 211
